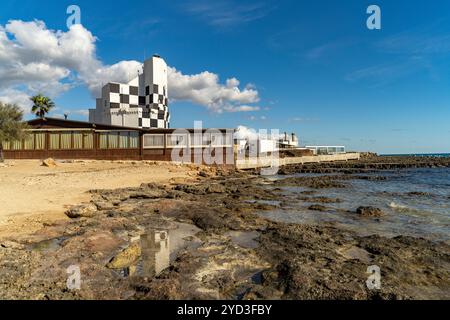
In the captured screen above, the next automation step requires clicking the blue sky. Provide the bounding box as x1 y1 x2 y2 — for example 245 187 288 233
1 0 450 154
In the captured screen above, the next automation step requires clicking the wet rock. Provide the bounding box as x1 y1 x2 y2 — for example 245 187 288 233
407 191 432 197
308 204 328 211
299 190 317 195
65 203 98 218
276 176 347 189
301 196 342 203
355 206 384 217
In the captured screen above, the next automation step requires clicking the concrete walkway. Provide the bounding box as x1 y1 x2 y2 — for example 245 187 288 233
235 153 361 170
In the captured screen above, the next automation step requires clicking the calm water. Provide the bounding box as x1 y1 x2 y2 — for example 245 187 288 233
382 153 450 158
260 168 450 241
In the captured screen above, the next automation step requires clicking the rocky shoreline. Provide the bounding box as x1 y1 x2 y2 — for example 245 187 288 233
0 156 449 300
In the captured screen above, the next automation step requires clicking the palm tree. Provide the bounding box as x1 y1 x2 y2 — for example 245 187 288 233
30 94 55 119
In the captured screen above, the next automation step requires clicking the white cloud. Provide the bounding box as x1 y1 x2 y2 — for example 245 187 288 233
0 19 259 115
0 88 32 112
234 125 281 141
168 67 259 113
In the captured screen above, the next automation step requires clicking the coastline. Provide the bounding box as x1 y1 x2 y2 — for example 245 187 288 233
0 156 449 300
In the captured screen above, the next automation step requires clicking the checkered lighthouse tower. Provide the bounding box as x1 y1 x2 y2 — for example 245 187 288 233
89 55 170 129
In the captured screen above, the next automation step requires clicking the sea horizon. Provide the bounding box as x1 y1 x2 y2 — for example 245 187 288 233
381 153 450 158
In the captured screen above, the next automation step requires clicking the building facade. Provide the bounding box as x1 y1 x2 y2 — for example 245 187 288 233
3 118 234 164
89 55 170 129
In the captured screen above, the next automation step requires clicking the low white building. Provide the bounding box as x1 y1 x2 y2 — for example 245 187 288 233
278 132 299 148
89 55 170 129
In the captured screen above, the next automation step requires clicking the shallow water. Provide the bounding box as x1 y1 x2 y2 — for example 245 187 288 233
260 168 450 241
115 222 201 278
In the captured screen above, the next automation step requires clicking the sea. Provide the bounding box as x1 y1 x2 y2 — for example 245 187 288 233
382 153 450 158
260 158 450 242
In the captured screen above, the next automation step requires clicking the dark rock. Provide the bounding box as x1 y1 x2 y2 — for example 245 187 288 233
198 171 209 177
308 205 328 211
301 196 341 203
206 184 226 194
355 206 384 217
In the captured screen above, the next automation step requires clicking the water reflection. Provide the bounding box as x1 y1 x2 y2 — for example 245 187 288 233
116 222 202 278
120 229 170 278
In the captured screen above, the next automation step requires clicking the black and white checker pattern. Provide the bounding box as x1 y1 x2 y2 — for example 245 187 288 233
139 83 170 129
106 82 170 129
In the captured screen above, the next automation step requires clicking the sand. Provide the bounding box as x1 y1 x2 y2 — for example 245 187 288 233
0 159 196 239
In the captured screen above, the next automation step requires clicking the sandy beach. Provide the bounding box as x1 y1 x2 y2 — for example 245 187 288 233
0 160 197 239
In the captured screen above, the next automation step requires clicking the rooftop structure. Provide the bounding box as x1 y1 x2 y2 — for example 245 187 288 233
89 55 170 129
278 132 299 148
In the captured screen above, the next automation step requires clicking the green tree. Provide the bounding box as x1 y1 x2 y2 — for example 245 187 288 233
30 94 55 119
0 102 29 162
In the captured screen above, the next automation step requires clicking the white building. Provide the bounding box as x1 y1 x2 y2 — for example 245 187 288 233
89 55 170 129
278 132 299 148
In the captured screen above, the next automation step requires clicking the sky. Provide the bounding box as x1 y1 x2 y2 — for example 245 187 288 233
1 0 450 154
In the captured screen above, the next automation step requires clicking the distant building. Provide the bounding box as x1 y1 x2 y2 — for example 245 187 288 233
278 132 299 149
89 55 170 129
306 146 346 155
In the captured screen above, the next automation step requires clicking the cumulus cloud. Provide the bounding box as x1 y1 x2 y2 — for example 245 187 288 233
0 19 259 114
0 89 32 111
167 67 259 113
234 125 281 141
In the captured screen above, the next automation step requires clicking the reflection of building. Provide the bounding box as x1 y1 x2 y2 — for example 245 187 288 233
140 230 170 277
89 55 170 129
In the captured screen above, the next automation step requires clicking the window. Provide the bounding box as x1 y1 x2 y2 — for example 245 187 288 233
11 140 21 150
153 84 158 93
224 132 233 146
202 133 211 146
145 86 150 95
139 96 146 105
60 132 72 149
120 94 129 104
49 133 60 149
210 132 224 146
23 135 35 150
2 141 10 150
99 133 108 149
35 133 45 150
119 132 129 149
73 132 83 149
166 134 187 148
109 83 120 93
108 132 119 149
129 132 139 148
190 133 202 147
110 103 119 109
83 133 94 149
143 134 164 148
129 86 138 95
